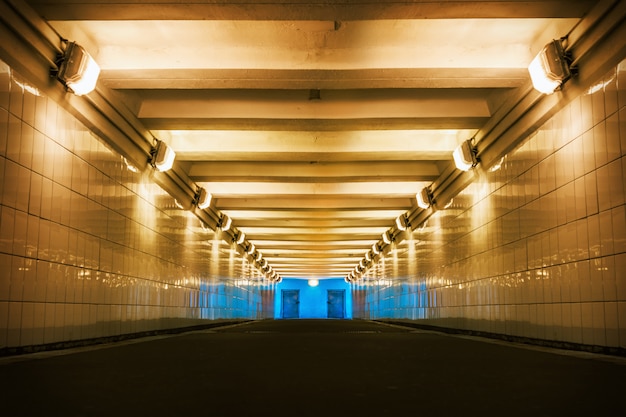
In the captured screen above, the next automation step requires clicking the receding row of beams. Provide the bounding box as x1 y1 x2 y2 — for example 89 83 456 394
28 1 595 20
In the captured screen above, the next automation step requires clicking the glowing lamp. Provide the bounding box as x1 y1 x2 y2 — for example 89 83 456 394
372 243 380 255
417 187 432 209
55 42 100 96
220 215 232 232
195 187 212 209
151 140 176 172
528 39 571 94
396 213 410 231
453 140 477 171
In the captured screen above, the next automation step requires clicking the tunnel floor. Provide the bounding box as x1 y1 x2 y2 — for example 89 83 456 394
1 319 625 417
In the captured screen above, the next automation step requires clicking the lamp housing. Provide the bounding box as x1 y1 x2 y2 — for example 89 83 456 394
195 187 212 209
151 140 176 172
55 42 100 96
417 187 433 209
372 243 380 255
219 215 232 232
528 39 572 94
236 231 246 245
453 140 477 171
382 230 392 245
396 213 410 231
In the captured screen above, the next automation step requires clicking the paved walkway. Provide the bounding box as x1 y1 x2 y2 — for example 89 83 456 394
1 319 625 416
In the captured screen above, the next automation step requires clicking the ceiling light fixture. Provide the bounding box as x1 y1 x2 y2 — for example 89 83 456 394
308 279 319 287
453 139 478 171
150 139 176 172
382 230 392 245
528 38 572 95
396 213 410 231
218 214 232 232
53 41 100 96
416 186 434 209
372 243 380 255
194 187 212 210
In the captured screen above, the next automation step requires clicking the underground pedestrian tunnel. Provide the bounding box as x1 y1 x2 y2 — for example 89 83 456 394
1 1 626 415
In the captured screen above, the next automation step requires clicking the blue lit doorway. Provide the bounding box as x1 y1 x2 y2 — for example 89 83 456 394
281 290 300 318
327 290 345 319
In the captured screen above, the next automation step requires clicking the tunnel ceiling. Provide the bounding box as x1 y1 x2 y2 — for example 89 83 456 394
25 0 595 279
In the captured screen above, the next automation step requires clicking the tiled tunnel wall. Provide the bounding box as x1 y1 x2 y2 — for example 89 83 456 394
0 60 272 351
356 59 626 350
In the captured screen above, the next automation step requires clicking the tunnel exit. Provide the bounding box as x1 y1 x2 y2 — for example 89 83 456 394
275 279 352 319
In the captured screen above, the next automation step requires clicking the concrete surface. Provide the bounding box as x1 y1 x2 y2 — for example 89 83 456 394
1 319 625 416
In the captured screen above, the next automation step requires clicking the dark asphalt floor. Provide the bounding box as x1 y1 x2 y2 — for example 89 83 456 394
1 319 625 417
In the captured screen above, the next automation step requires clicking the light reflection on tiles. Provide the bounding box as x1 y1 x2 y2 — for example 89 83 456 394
0 59 273 349
355 58 626 349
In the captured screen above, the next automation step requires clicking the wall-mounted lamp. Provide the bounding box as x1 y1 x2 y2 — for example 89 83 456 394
150 140 176 172
365 250 371 262
372 243 381 255
218 214 232 232
308 279 319 287
528 39 572 95
396 213 410 231
53 41 100 96
194 187 212 210
417 186 434 209
256 251 263 262
235 231 246 245
453 139 478 171
359 259 367 269
382 230 392 245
